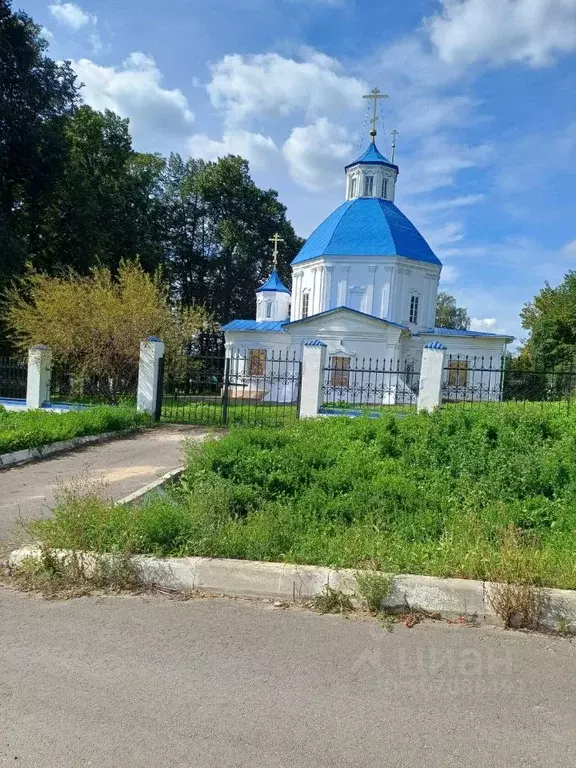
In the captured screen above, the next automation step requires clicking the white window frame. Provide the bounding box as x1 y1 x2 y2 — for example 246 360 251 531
382 178 388 198
363 174 374 197
348 176 357 199
265 300 272 319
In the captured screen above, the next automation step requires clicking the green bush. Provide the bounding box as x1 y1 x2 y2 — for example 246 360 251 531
0 405 150 454
31 405 576 589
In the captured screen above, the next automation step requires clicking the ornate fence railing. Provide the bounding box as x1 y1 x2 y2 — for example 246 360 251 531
0 357 27 400
322 357 419 411
442 355 576 407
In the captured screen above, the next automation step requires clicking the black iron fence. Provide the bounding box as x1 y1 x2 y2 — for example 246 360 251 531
50 362 139 405
0 356 27 400
322 357 419 412
442 355 576 407
161 346 301 427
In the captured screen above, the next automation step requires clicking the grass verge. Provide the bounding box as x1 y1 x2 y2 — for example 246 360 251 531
0 405 151 454
27 405 576 590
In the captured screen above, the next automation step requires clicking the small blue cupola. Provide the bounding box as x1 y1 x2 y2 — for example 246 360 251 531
256 270 291 321
256 270 290 295
345 141 399 203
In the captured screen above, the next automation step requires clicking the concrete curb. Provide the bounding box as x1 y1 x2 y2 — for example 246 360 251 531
115 467 185 506
8 547 576 631
0 428 142 470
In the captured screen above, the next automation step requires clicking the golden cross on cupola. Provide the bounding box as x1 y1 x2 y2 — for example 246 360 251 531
362 87 389 143
269 232 284 269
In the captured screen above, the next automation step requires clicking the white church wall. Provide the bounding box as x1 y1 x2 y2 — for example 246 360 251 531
290 256 440 330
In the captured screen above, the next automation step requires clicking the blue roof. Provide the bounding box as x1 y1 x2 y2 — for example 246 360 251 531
421 327 514 340
285 306 409 331
256 269 290 294
345 142 398 171
292 198 441 267
424 341 447 350
221 320 287 332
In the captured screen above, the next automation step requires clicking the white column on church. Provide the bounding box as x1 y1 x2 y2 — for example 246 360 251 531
367 265 377 315
323 266 334 312
317 266 325 313
338 266 350 307
311 267 318 315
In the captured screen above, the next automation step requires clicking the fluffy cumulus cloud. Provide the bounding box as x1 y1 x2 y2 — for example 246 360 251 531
282 118 352 191
48 1 96 31
206 51 366 126
470 317 498 331
427 0 576 68
187 130 280 170
71 53 195 142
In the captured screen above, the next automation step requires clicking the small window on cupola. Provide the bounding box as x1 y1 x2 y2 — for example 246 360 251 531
364 175 374 196
265 301 272 318
349 177 357 198
382 178 388 198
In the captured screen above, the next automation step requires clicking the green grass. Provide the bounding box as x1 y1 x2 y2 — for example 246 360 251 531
0 405 151 454
31 404 576 589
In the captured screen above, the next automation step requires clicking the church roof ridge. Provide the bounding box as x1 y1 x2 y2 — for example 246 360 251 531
345 142 398 172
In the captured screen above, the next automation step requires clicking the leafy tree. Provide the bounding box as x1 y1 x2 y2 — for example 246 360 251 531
0 0 78 293
36 107 166 274
163 154 304 321
520 271 576 369
3 260 209 402
435 291 470 330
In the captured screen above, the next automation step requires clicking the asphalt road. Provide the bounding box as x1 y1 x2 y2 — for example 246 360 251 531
1 589 575 767
0 426 209 549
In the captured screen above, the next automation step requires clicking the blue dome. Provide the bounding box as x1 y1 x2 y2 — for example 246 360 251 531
292 198 442 266
345 142 398 171
256 269 290 294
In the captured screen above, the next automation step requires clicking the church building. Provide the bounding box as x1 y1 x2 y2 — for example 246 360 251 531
223 90 512 404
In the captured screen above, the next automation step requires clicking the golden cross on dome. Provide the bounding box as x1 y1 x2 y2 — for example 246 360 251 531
269 232 284 269
362 87 389 143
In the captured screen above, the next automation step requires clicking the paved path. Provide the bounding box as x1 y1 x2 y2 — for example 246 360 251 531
0 426 209 549
1 590 575 767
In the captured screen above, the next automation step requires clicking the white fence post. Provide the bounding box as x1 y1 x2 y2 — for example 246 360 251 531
299 340 327 419
26 345 52 409
417 341 446 413
137 337 165 417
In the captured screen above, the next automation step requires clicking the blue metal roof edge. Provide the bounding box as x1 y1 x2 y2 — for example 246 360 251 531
419 327 514 341
424 341 447 350
285 306 409 331
221 319 288 332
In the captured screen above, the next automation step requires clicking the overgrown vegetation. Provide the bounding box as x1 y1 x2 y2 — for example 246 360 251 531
30 405 576 589
0 405 150 454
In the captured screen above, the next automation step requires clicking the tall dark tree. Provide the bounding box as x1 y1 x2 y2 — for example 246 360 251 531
435 290 470 330
163 154 303 322
0 0 78 292
37 106 166 273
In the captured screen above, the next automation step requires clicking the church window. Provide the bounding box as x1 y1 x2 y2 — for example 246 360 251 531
448 360 469 388
330 357 351 388
409 295 419 324
349 177 357 198
382 178 388 198
364 175 374 196
301 292 310 319
265 301 272 318
248 349 266 377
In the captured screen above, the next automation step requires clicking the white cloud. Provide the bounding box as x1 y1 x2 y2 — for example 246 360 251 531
415 194 485 213
88 32 104 54
427 0 576 68
399 136 491 195
439 264 460 283
187 130 280 170
470 317 498 331
563 239 576 255
206 51 366 126
71 53 195 143
282 118 352 191
49 1 96 31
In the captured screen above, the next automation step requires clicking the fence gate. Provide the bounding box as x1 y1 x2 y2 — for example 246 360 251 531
160 334 301 427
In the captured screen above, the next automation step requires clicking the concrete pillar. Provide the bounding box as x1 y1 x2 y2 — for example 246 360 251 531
137 337 165 417
417 341 446 413
26 345 52 409
299 340 327 419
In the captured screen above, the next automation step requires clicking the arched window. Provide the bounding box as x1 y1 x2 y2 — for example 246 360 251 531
409 294 419 324
364 175 374 196
349 177 357 198
265 301 272 318
382 178 388 198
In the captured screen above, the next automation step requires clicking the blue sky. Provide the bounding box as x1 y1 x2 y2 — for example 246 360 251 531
23 0 576 343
